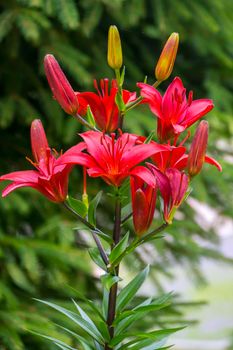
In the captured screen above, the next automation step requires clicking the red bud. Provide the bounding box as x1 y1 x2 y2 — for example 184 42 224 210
44 54 79 115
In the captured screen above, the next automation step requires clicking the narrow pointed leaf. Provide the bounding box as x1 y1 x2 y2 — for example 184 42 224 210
88 191 103 226
72 299 110 342
109 232 129 265
34 299 105 344
101 273 121 291
93 341 104 350
72 300 100 334
115 92 126 112
86 105 96 127
88 247 107 271
54 343 77 350
114 294 171 334
116 265 150 313
119 327 183 350
144 131 155 144
67 196 88 218
102 288 109 319
64 285 105 321
30 331 77 350
55 325 94 349
114 293 172 335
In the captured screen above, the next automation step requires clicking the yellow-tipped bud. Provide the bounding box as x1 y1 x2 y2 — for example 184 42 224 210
155 32 179 82
107 25 123 70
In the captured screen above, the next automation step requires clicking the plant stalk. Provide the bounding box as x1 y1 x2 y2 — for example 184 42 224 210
63 202 109 266
105 195 121 349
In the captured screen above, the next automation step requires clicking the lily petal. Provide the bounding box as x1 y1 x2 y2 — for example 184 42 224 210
205 155 222 172
137 83 163 118
0 170 39 183
121 142 166 170
185 99 214 127
130 166 156 188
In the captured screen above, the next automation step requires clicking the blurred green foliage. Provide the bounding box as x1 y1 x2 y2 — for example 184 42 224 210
0 0 233 349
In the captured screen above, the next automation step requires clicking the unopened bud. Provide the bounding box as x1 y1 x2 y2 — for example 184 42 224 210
107 25 123 70
155 32 179 82
188 121 209 177
44 54 79 115
30 119 49 163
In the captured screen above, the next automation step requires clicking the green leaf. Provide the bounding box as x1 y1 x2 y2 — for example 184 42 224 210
116 265 150 313
118 327 183 350
34 299 105 344
54 344 76 350
71 300 109 343
16 12 40 44
144 130 155 144
55 0 80 30
55 324 94 349
31 331 77 350
102 288 109 320
121 203 132 220
88 191 102 226
72 299 109 341
114 293 172 335
72 299 100 332
115 92 126 112
123 338 166 350
7 263 35 293
88 247 107 271
109 232 129 265
86 105 96 128
64 285 105 321
93 341 103 350
113 298 152 334
67 196 88 218
101 273 121 291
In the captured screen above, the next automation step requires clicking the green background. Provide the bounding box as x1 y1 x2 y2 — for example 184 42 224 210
0 0 233 349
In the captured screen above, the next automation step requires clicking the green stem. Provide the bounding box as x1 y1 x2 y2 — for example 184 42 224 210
111 223 168 267
125 80 161 112
105 194 121 349
74 113 98 131
115 68 125 130
115 68 122 94
63 202 109 266
121 212 133 225
139 222 168 244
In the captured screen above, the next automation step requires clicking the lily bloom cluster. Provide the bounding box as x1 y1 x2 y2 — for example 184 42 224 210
0 29 222 236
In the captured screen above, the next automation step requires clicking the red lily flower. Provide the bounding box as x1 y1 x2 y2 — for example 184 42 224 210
0 120 84 202
138 77 214 142
152 144 188 172
57 131 166 187
77 79 136 132
148 164 189 224
131 173 156 236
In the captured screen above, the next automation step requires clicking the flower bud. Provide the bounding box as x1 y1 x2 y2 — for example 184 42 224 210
44 54 79 115
107 25 123 69
188 120 209 177
30 119 49 164
131 177 156 236
155 32 179 82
